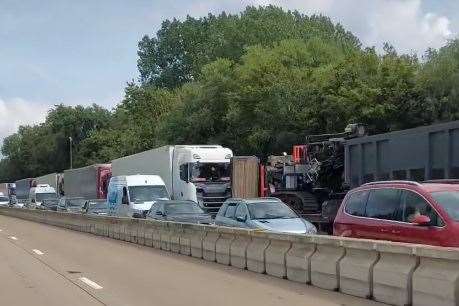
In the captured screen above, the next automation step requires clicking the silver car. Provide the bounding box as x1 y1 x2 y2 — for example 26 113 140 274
215 198 317 234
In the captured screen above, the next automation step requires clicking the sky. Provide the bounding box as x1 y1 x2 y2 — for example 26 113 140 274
0 0 458 148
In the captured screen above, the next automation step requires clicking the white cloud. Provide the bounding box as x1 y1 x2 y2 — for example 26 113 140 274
0 98 50 153
246 0 455 55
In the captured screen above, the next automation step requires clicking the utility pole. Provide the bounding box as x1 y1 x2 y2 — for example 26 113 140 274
69 137 73 169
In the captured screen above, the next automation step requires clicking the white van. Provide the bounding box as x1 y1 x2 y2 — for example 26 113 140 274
107 175 170 218
29 184 58 208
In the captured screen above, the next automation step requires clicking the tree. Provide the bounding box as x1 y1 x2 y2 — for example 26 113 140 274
417 39 459 122
137 5 360 89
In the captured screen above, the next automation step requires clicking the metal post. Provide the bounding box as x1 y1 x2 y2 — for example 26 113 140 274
69 137 73 169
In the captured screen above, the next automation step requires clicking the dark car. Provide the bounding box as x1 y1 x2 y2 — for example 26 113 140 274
40 198 59 211
82 199 108 216
334 180 459 247
146 200 213 224
57 197 86 213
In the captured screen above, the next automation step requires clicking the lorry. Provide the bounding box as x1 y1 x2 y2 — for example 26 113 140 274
15 178 35 204
232 121 459 233
111 145 233 213
63 164 111 199
0 183 15 199
34 173 64 196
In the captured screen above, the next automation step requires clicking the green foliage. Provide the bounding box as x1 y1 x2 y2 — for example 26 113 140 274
2 6 459 183
0 104 110 181
137 5 360 88
417 40 459 121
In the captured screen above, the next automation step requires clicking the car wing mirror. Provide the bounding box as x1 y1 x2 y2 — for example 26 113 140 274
412 215 431 226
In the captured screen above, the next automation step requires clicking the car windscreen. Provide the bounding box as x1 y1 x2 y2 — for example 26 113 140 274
0 196 9 202
165 202 204 214
128 186 169 203
248 201 298 219
43 200 58 206
89 201 107 210
431 191 459 221
36 193 57 201
67 198 86 207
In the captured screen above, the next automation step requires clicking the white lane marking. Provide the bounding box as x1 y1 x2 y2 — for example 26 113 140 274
32 249 44 255
0 229 3 232
79 277 103 290
9 236 18 240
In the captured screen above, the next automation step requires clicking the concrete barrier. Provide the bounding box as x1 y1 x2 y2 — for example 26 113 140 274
340 238 379 299
143 220 159 247
310 236 345 291
285 236 316 283
160 222 172 251
126 219 139 243
4 207 459 306
246 231 270 273
189 225 207 258
265 233 292 278
215 227 236 265
202 226 220 262
230 229 252 269
413 246 459 306
373 243 418 306
169 222 182 253
179 224 195 256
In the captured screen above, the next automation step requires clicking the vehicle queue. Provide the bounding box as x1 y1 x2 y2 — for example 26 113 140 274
3 121 459 247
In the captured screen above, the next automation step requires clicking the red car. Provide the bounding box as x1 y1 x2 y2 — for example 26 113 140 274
333 180 459 247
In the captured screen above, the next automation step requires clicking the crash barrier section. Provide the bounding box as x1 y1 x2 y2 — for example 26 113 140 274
1 207 459 306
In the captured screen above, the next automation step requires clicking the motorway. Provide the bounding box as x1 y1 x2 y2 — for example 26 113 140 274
0 215 384 306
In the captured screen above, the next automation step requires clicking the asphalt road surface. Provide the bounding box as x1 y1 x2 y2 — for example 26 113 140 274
0 215 384 306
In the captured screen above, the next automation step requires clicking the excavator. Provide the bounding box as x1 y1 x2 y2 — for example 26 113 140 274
261 123 366 233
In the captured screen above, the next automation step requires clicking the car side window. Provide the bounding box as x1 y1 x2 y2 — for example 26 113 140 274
401 190 444 226
235 203 248 220
158 203 165 215
365 189 402 221
345 190 369 216
225 203 237 219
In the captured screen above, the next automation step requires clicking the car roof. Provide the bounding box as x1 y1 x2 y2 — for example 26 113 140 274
158 200 196 205
228 197 281 204
356 180 459 193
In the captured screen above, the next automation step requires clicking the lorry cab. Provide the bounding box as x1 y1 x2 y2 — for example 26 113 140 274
29 184 58 208
107 175 170 218
174 145 233 213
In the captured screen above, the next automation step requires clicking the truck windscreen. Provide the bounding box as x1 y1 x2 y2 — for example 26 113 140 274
190 163 230 182
128 186 169 203
36 193 57 201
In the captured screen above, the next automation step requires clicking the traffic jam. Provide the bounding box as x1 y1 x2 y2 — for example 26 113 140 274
2 121 459 247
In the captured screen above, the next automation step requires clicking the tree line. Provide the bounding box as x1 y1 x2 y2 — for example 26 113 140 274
1 5 459 182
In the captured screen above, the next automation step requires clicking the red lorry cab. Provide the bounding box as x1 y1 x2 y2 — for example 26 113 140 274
333 180 459 247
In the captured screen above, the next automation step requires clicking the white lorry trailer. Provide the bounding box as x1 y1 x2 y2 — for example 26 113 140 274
35 173 64 196
111 145 233 213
